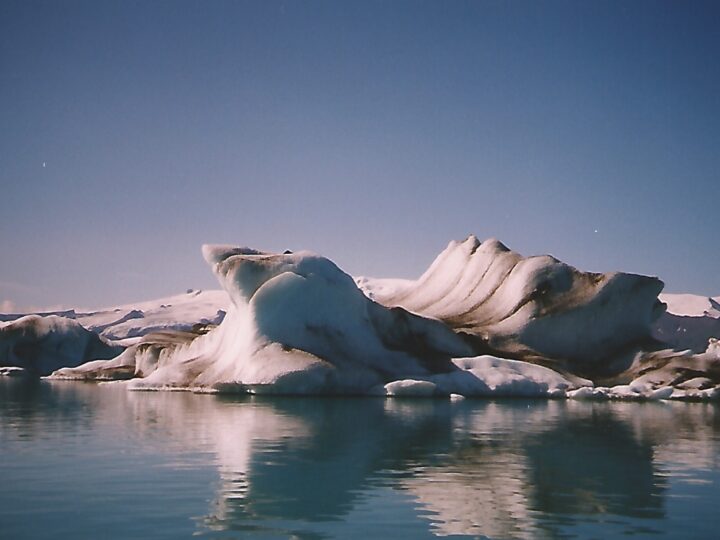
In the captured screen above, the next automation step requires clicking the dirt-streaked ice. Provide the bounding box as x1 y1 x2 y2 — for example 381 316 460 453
2 236 717 400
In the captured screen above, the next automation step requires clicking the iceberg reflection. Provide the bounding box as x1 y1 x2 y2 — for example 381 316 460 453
4 380 717 539
118 392 718 538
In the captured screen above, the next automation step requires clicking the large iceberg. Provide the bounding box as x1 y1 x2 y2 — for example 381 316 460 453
48 237 720 399
360 236 665 379
55 245 481 393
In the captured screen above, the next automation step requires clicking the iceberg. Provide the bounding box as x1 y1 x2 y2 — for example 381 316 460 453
652 293 720 353
75 289 228 343
0 315 123 376
34 236 720 400
57 245 476 393
361 236 665 379
0 289 228 347
51 328 212 381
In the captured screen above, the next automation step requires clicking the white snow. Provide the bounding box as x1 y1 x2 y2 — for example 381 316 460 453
659 293 720 318
76 289 229 340
354 277 414 301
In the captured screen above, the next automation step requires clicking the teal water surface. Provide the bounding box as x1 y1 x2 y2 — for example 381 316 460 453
1 378 719 539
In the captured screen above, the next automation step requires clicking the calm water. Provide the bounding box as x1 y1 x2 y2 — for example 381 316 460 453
1 379 719 539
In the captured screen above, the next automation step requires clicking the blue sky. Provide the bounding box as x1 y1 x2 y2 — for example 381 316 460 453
1 0 719 310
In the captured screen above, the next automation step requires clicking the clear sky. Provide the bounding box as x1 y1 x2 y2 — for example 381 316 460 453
1 0 719 311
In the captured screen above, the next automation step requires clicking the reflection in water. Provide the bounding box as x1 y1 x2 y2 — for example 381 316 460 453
121 393 718 539
194 398 461 531
525 408 662 519
2 379 720 539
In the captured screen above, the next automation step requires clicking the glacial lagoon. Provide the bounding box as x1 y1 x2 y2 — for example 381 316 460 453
2 378 719 539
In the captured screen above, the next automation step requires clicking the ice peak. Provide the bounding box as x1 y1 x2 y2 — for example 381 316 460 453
202 244 265 265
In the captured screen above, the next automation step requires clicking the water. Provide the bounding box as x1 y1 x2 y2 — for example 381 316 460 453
1 379 719 539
